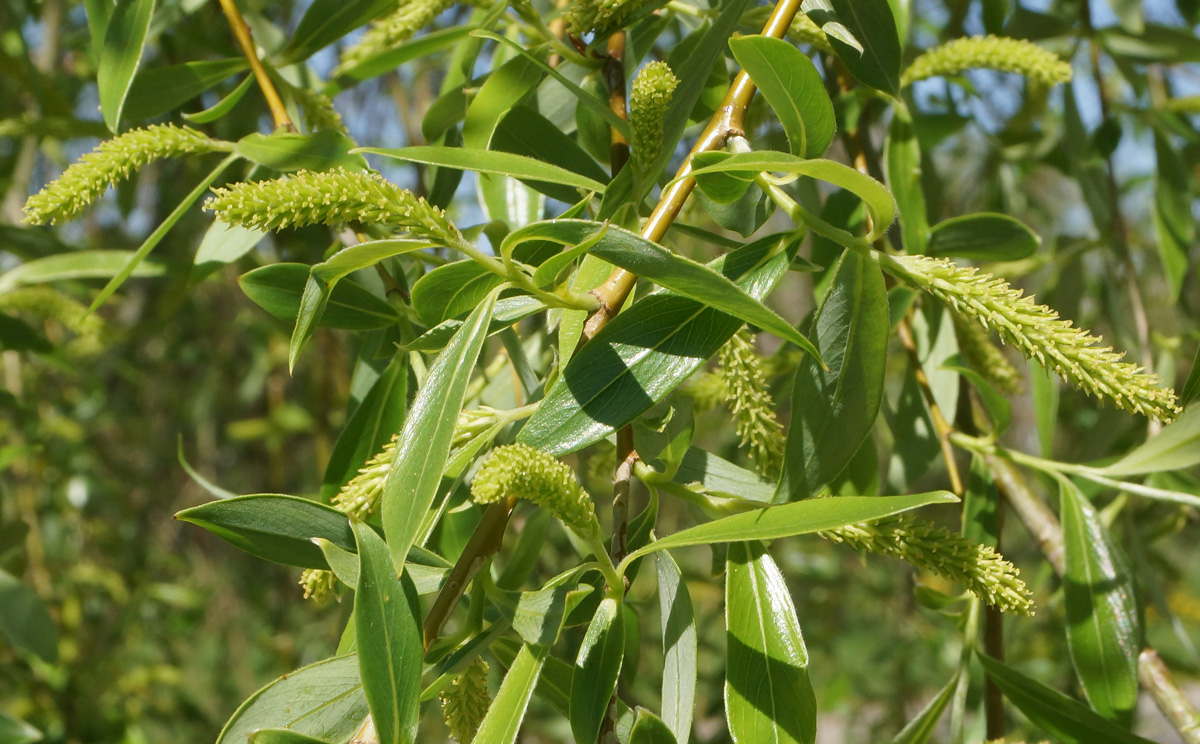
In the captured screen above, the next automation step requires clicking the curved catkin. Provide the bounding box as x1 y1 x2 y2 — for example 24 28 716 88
718 329 785 474
901 35 1072 88
566 0 662 37
629 61 679 168
471 444 595 535
821 516 1034 615
205 167 460 242
440 657 491 742
891 255 1179 422
336 0 456 72
23 124 224 225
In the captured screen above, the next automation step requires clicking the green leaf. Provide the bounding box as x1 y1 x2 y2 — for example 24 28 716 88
889 673 958 744
411 261 507 327
778 249 889 501
463 49 546 149
0 569 58 663
191 220 264 282
813 0 902 93
1100 405 1200 476
491 106 611 203
728 36 835 158
1153 132 1193 301
512 580 592 648
97 0 156 131
381 289 497 570
239 263 398 330
656 553 696 744
183 74 255 124
570 597 626 744
215 655 367 744
329 26 476 94
926 213 1040 261
175 494 355 569
685 151 896 242
1181 342 1200 408
977 654 1158 744
356 146 606 195
0 712 41 744
352 521 422 744
248 730 332 744
405 296 545 352
623 492 956 562
670 448 775 504
884 104 929 253
1059 479 1141 724
518 233 796 455
725 542 816 744
630 709 678 744
940 354 1011 434
279 0 394 64
124 58 247 122
235 130 368 173
320 354 407 501
0 314 52 354
472 644 546 744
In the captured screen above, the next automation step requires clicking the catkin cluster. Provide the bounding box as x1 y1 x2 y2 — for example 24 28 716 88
901 35 1072 88
718 330 785 474
0 287 109 356
337 0 457 71
440 658 491 742
629 61 679 169
821 516 1034 614
892 255 1179 421
205 167 460 243
471 444 595 535
565 0 661 37
288 85 347 134
23 125 224 225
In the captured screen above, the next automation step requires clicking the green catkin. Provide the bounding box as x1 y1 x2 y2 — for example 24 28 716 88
951 311 1022 395
892 254 1179 421
440 657 491 742
288 85 347 134
787 12 833 54
0 287 108 356
299 567 337 603
331 434 399 521
566 0 662 37
337 0 457 72
205 167 460 243
471 443 595 535
629 61 679 169
820 516 1034 615
1163 96 1200 113
717 330 785 475
23 125 224 225
900 35 1072 88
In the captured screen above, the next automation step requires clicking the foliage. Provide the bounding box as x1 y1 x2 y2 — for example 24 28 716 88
3 0 1200 742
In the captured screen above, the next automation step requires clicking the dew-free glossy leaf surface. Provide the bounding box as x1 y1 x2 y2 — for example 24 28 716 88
1059 479 1141 724
818 0 901 93
1101 405 1200 476
657 552 697 744
352 521 422 744
97 0 156 131
248 730 332 744
570 597 625 744
235 130 367 173
279 0 394 64
124 58 247 122
215 655 367 744
239 263 398 330
630 709 678 744
358 146 606 195
320 354 407 501
729 36 835 158
411 260 506 327
889 673 957 744
191 220 263 282
926 213 1040 261
725 542 816 744
472 644 546 744
381 289 496 570
175 494 355 569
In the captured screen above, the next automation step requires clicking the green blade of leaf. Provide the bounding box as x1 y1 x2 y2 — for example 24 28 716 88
191 219 264 282
926 213 1040 261
883 103 929 253
518 232 797 456
381 288 497 571
235 130 367 173
124 58 247 122
329 25 476 94
97 0 156 131
471 644 547 744
248 730 332 744
405 296 546 352
630 709 678 744
570 597 626 744
410 260 507 327
239 263 398 333
656 552 696 744
352 521 422 744
1100 405 1200 476
0 568 58 663
889 673 958 744
320 354 407 501
977 654 1158 744
0 711 42 744
811 0 901 93
183 74 255 124
728 36 835 158
725 541 816 744
175 494 356 569
356 146 606 194
215 655 367 744
777 248 889 502
1059 479 1141 725
278 0 395 64
0 250 162 293
623 492 956 563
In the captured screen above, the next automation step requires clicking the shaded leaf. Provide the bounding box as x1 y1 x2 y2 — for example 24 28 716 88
889 673 958 744
926 213 1040 261
358 146 606 195
657 553 697 744
280 0 395 64
1100 405 1200 476
570 597 625 744
239 263 398 331
0 569 58 663
124 58 247 121
97 0 156 131
235 130 367 173
728 35 835 158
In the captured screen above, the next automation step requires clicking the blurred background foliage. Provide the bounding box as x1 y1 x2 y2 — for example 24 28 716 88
3 0 1200 741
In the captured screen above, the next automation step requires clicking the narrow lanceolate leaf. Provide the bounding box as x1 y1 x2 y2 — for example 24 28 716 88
1059 479 1141 725
248 729 332 744
656 553 697 744
0 569 58 663
725 542 816 744
352 521 422 744
1100 404 1200 476
355 147 607 194
884 103 929 253
519 232 796 456
471 644 546 744
778 249 888 502
978 654 1158 744
234 130 367 173
321 354 407 501
570 597 626 744
623 492 956 562
822 0 902 93
889 673 958 744
0 711 41 744
215 655 367 744
728 36 835 158
278 0 395 64
174 494 357 569
381 289 497 571
97 0 156 131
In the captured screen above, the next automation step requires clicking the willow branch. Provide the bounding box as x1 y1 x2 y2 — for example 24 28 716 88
605 31 630 175
896 314 964 496
217 0 293 131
